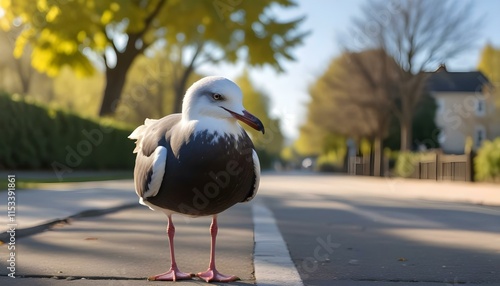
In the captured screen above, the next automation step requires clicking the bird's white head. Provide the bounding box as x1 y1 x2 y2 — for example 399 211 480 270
182 76 265 135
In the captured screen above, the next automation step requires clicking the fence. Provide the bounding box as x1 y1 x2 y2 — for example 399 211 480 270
349 150 474 182
347 154 389 176
348 155 371 176
407 151 474 182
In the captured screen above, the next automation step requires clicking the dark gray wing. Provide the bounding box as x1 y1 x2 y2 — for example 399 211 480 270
128 114 182 201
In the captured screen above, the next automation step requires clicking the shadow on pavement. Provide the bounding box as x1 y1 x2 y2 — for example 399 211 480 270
0 203 255 285
261 191 500 285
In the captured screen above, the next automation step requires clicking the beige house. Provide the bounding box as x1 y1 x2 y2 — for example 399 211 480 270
428 66 500 154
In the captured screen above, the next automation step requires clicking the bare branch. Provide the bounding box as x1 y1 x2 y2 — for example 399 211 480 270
341 0 482 150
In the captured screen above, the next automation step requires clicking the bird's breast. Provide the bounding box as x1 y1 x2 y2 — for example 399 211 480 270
148 130 256 216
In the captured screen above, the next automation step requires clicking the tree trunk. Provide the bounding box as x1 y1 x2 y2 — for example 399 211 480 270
400 99 413 151
14 57 32 95
173 82 185 114
19 72 30 94
172 65 195 113
99 66 129 116
98 50 139 117
400 121 408 151
172 43 204 113
373 136 383 177
97 0 167 117
400 114 413 151
399 73 426 151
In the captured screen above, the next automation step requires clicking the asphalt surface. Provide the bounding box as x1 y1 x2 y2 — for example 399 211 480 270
1 172 500 286
258 174 500 285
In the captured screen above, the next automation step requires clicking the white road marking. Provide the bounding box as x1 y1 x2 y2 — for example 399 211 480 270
252 202 304 286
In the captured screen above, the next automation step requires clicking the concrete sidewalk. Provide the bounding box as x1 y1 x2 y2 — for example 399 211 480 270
0 198 255 285
0 170 132 181
0 179 255 285
0 180 137 232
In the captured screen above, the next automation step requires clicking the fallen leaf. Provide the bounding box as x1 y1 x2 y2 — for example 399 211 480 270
398 257 408 262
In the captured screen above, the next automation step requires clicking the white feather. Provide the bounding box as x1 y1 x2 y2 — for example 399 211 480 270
128 118 159 153
244 149 261 202
192 118 243 138
145 146 167 198
180 76 247 139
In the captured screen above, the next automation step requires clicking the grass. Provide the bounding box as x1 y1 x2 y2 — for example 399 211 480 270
0 170 133 191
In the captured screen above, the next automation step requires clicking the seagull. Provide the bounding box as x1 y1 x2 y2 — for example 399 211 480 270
128 76 264 282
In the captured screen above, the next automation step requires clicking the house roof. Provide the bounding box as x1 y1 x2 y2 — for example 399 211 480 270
427 66 490 92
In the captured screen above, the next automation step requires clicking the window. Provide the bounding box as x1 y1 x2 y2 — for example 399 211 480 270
476 97 486 117
475 125 486 149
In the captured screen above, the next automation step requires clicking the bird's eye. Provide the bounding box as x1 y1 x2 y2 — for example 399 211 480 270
212 93 223 101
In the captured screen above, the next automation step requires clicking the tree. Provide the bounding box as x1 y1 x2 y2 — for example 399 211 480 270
1 0 307 116
303 50 399 176
478 43 500 84
294 120 329 157
474 43 500 146
236 72 284 168
116 49 202 125
345 0 482 150
52 66 104 115
294 119 348 172
478 43 500 107
0 27 53 99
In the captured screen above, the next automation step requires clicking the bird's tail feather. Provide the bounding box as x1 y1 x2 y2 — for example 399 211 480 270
128 118 159 153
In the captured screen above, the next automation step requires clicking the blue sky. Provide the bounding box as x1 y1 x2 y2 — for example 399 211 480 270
203 0 500 140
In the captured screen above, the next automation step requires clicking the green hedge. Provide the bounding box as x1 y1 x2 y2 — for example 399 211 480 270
475 138 500 182
316 151 345 172
394 151 419 178
0 93 136 173
393 151 437 178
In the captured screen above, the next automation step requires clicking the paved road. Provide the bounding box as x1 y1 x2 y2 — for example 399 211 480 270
1 173 500 285
258 174 500 285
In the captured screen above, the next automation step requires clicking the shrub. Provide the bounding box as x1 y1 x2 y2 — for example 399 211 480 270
316 151 344 172
0 93 136 171
394 151 418 178
394 151 436 178
475 138 500 182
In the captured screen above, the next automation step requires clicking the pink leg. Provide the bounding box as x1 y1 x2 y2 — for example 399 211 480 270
197 215 239 282
148 215 193 281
